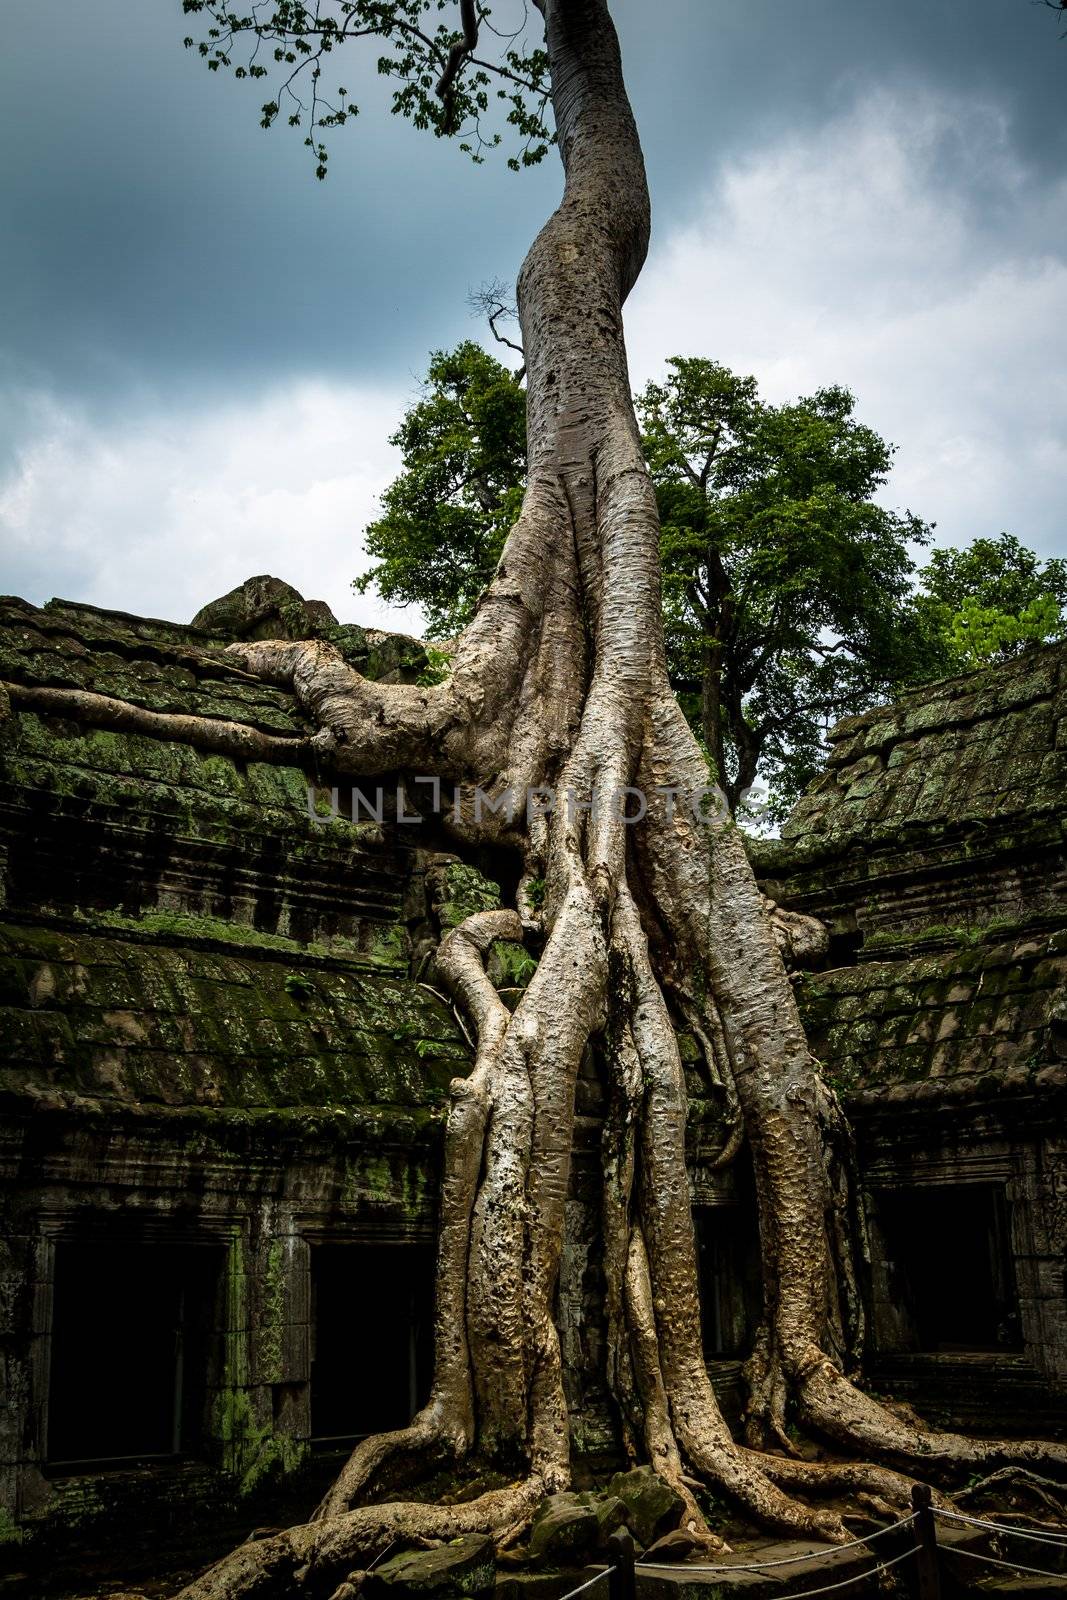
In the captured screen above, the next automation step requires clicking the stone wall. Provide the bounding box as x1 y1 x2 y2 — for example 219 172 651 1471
758 641 1067 1432
0 593 464 1557
1 586 1065 1566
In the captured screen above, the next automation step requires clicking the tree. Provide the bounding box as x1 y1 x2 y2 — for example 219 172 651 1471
360 348 938 819
25 4 1062 1592
638 359 937 819
915 532 1067 673
355 342 526 638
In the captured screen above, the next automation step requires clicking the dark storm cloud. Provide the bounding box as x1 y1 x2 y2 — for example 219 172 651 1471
0 2 553 404
1 1 1064 624
1 0 1063 404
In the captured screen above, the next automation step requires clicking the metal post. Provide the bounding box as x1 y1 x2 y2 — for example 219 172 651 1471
607 1527 636 1600
911 1482 941 1600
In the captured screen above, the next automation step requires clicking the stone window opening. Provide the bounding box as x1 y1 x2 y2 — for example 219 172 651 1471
693 1201 763 1361
309 1241 434 1447
868 1182 1022 1355
45 1237 226 1474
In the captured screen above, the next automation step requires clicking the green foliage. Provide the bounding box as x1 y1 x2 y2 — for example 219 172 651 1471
416 644 454 686
355 345 1063 824
181 1 553 178
636 359 938 820
283 972 317 1001
915 533 1067 672
356 341 527 637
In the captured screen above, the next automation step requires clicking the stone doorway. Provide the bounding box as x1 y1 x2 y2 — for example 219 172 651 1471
870 1183 1022 1353
309 1241 434 1446
46 1238 226 1471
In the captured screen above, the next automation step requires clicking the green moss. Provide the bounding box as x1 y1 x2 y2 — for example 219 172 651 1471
365 922 409 971
487 939 537 989
61 905 399 969
863 916 1026 954
258 1240 286 1384
436 863 501 929
0 1506 23 1546
86 908 311 953
210 1237 308 1494
283 973 317 1001
212 1386 307 1496
0 917 469 1114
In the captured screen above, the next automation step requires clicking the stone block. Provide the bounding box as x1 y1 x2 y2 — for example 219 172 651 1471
606 1468 685 1547
368 1535 495 1597
527 1494 599 1565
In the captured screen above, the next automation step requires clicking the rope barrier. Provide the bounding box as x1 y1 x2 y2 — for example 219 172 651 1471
636 1512 917 1573
642 1545 922 1600
934 1505 1067 1546
559 1500 1067 1600
557 1566 610 1600
947 1544 1063 1581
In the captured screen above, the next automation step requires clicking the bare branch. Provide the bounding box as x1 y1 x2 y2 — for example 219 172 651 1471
469 278 526 370
436 0 479 133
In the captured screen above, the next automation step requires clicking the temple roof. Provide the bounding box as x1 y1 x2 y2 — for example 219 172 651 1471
0 587 462 1126
1 583 1064 1121
781 639 1066 852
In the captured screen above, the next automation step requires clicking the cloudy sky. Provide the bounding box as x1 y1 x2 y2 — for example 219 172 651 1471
1 0 1065 631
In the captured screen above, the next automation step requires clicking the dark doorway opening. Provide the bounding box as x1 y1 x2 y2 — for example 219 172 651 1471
693 1203 762 1359
310 1242 434 1446
47 1238 225 1472
871 1183 1021 1353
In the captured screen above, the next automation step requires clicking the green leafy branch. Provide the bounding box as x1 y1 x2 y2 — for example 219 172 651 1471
181 1 553 179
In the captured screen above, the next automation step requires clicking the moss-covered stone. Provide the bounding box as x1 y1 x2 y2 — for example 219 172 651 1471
370 1535 496 1596
605 1468 685 1547
432 863 502 930
527 1496 599 1565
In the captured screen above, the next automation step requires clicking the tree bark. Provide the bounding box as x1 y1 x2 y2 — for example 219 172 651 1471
25 6 1060 1595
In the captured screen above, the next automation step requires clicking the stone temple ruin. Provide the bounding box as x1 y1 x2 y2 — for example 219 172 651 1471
0 576 1064 1573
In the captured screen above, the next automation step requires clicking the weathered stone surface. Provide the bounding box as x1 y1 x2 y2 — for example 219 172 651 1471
606 1469 685 1547
791 928 1067 1104
191 575 338 641
0 921 467 1115
759 640 1067 948
428 861 502 931
527 1494 599 1565
368 1534 495 1596
642 1529 704 1563
761 644 1067 1438
0 589 460 1561
591 1495 630 1545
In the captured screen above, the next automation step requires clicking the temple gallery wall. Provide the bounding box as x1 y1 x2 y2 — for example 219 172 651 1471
1 580 1064 1556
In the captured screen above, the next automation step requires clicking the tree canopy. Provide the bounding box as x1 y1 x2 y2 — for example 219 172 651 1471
915 532 1067 672
355 342 526 635
637 359 936 818
181 0 554 178
356 345 1067 821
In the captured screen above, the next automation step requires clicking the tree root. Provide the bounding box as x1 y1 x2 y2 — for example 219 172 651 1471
754 1453 951 1513
29 4 1067 1587
956 1466 1067 1519
608 888 850 1545
179 1480 546 1600
794 1359 1067 1480
2 682 316 765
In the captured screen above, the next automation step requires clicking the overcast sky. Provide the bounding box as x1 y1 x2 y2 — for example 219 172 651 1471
1 0 1064 631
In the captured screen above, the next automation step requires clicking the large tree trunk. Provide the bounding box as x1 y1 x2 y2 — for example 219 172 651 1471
17 5 1060 1595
